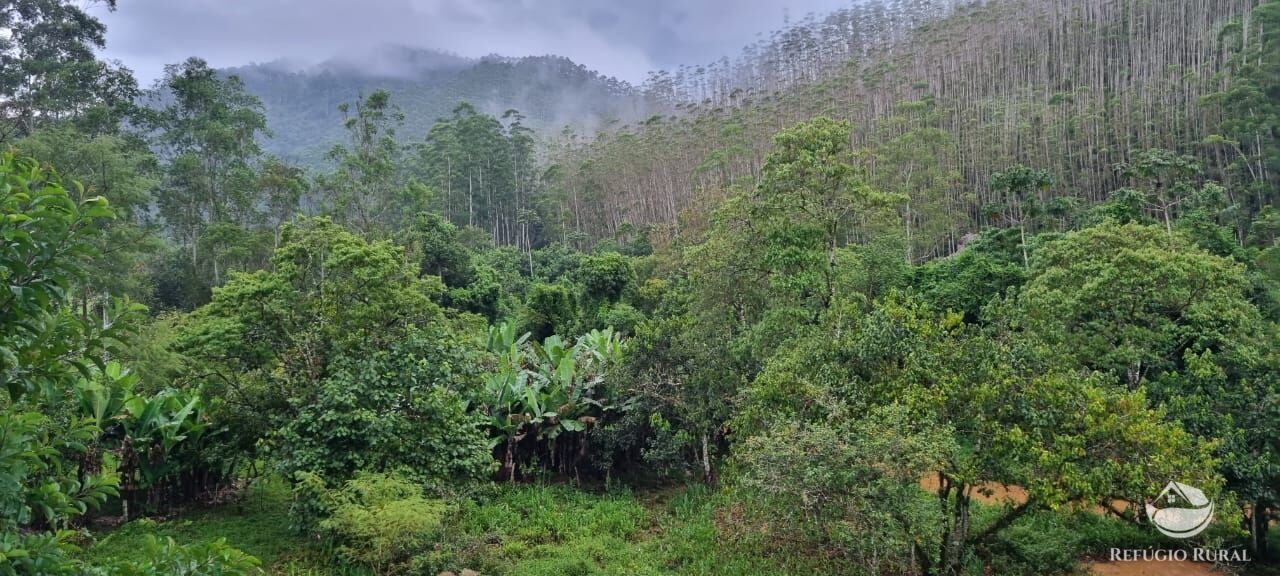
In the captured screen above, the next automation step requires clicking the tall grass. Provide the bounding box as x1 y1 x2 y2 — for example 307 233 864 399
85 479 1177 575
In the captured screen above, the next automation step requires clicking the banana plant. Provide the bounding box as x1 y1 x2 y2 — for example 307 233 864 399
486 321 529 365
483 368 526 482
119 388 208 491
77 361 134 428
578 328 624 369
480 324 629 480
75 362 212 516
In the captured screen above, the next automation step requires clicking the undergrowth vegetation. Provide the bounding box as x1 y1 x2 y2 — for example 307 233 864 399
86 478 1182 576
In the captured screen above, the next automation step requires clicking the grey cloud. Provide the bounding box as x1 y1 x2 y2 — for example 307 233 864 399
96 0 852 85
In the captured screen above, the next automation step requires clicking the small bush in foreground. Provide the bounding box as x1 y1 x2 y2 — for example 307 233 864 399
299 472 451 575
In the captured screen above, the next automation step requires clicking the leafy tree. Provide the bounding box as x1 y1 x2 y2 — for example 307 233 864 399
594 302 645 335
140 58 274 294
576 251 637 330
419 102 523 244
619 278 745 484
1003 221 1275 552
986 164 1052 268
1172 182 1246 258
530 243 584 282
1207 0 1280 232
1247 205 1280 249
871 98 962 263
316 90 429 238
738 405 953 574
256 156 307 248
504 108 539 253
446 264 506 321
628 119 904 483
12 126 160 305
736 294 1219 576
0 153 135 574
678 118 898 395
0 0 137 140
913 231 1026 322
401 212 474 287
179 218 447 460
1 153 137 402
521 283 578 341
1112 149 1202 235
1010 222 1258 387
277 331 494 486
577 252 633 304
1090 187 1151 226
750 117 887 314
1149 347 1280 555
474 245 529 294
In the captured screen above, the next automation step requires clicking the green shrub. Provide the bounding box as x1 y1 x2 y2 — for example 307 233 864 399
530 244 584 283
578 252 634 303
522 283 578 341
595 302 645 335
307 472 452 575
446 264 506 320
639 412 695 480
735 405 953 575
442 485 650 575
403 212 474 287
632 278 667 314
289 472 332 535
981 509 1081 576
104 536 262 575
1068 510 1167 554
276 329 495 487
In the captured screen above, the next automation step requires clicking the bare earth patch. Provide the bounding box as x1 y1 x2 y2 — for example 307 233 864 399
1085 559 1220 576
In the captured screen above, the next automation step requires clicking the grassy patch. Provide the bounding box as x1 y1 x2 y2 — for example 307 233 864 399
83 477 326 572
440 484 658 576
441 483 853 576
86 480 1189 575
83 480 856 575
644 485 850 576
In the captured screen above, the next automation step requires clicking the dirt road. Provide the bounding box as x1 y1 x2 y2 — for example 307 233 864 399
1086 560 1219 575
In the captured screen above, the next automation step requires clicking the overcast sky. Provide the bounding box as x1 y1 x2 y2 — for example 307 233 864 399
93 0 851 86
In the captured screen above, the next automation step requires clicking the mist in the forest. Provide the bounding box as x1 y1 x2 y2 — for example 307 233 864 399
96 0 852 85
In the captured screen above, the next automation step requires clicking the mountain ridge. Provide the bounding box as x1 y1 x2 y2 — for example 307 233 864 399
225 46 651 167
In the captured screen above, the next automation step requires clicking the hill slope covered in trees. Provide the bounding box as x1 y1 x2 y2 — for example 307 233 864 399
227 47 649 167
542 0 1274 260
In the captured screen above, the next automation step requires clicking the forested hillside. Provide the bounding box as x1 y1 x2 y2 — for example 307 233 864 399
546 0 1273 260
3 0 1280 575
227 49 647 167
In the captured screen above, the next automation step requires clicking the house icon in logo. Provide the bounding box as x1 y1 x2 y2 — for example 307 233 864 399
1146 481 1214 539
